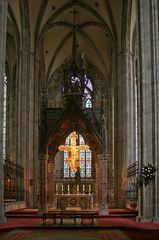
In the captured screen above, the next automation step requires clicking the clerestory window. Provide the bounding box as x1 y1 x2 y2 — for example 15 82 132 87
84 76 93 108
3 73 7 161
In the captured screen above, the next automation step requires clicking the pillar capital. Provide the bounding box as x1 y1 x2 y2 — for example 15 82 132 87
117 48 133 58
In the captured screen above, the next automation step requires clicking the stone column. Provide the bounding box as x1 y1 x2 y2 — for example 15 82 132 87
98 96 109 215
17 0 35 207
39 153 48 213
0 0 8 223
114 1 135 208
33 36 45 208
95 162 100 208
137 0 159 222
7 67 16 162
98 153 109 215
47 159 54 209
116 48 134 207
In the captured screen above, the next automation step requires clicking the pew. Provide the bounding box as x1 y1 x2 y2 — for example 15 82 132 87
42 210 98 225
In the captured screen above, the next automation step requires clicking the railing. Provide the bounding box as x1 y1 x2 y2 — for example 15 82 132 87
4 159 24 202
126 162 138 202
43 210 98 225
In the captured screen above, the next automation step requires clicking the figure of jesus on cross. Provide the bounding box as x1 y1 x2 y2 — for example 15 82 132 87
58 132 89 172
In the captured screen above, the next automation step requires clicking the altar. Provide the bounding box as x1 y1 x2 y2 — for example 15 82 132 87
55 194 93 210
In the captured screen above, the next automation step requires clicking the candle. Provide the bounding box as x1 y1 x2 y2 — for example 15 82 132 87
77 184 79 194
62 184 63 191
68 184 70 195
56 184 58 194
89 184 91 191
83 184 85 194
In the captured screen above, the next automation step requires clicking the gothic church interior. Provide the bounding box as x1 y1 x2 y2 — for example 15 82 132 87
0 0 159 224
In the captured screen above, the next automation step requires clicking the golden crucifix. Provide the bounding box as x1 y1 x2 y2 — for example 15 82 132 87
58 132 89 172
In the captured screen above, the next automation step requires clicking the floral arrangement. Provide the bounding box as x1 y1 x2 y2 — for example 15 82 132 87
138 163 156 187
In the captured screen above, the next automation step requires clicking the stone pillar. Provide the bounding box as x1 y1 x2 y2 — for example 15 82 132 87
0 0 8 223
114 1 135 208
116 48 135 206
33 35 45 208
95 162 100 208
116 48 134 207
137 0 159 222
17 0 35 207
8 67 16 162
39 154 48 213
98 153 109 215
98 95 109 215
47 160 54 209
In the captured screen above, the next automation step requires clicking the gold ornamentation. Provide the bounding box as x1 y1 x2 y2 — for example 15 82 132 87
58 132 89 172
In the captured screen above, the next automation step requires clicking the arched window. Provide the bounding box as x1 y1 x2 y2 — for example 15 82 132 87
62 72 93 108
3 73 7 161
63 132 92 178
85 99 92 108
84 76 93 108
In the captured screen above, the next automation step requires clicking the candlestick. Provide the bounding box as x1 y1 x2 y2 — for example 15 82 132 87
83 184 85 194
77 184 79 194
89 184 91 194
56 184 58 195
68 184 70 194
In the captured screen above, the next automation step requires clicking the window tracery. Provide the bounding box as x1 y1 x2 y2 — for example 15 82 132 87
63 132 92 178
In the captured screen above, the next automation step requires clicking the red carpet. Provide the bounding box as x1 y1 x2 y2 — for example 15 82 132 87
0 229 130 240
1 208 159 240
123 229 159 240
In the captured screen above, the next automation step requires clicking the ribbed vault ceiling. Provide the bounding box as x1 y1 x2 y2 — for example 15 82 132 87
7 0 136 86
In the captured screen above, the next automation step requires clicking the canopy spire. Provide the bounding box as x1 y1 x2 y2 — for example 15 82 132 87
71 8 78 64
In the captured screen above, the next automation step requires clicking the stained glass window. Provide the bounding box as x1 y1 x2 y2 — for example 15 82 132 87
63 74 93 108
63 151 69 177
84 76 93 108
63 132 92 178
71 76 81 86
3 73 7 161
85 99 92 108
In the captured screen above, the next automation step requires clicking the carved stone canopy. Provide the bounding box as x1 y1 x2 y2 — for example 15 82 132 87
41 98 101 160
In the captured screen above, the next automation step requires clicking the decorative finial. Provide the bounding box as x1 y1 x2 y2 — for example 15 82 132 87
101 93 108 152
71 8 78 62
81 52 87 74
41 87 46 107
